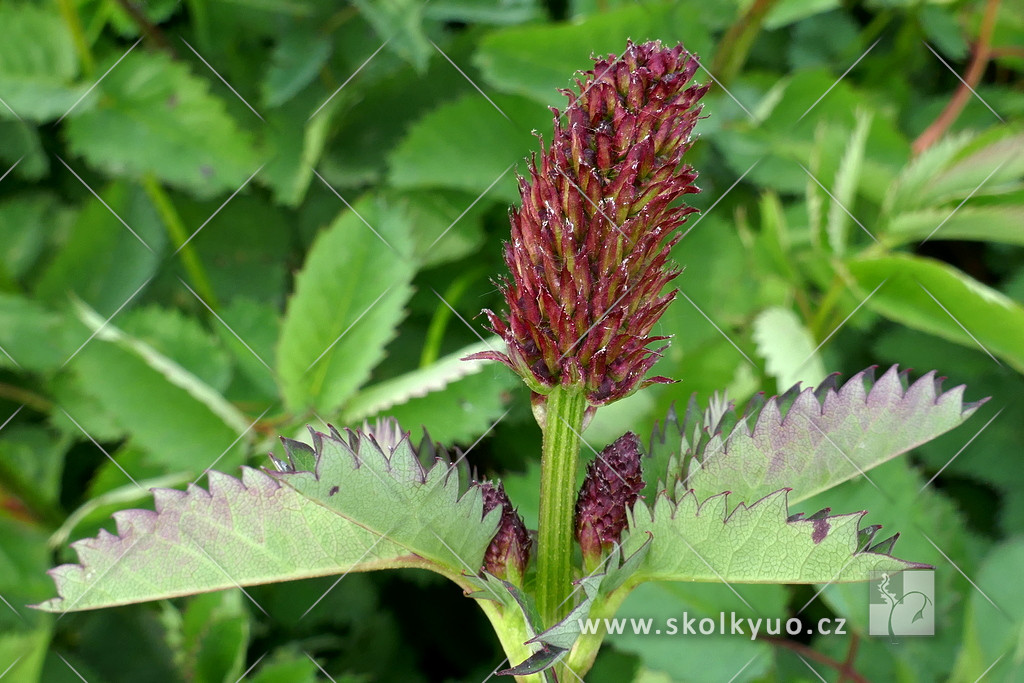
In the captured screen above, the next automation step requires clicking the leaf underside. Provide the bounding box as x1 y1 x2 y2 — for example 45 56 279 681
650 365 983 507
36 428 499 612
625 488 925 584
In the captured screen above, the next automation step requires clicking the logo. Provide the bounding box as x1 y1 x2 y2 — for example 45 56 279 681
868 569 934 637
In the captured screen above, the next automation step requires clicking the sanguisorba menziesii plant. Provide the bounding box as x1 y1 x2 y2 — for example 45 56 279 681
36 41 986 682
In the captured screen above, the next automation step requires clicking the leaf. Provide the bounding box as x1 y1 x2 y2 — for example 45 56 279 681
752 306 827 392
0 294 79 372
341 338 500 421
677 366 983 506
34 180 165 316
0 3 91 121
36 425 501 612
261 26 331 108
884 128 1024 212
76 301 251 437
352 0 432 71
847 253 1024 373
883 206 1024 247
954 539 1024 682
176 591 250 683
260 94 338 207
825 108 872 254
65 51 261 198
118 305 234 393
473 2 724 109
387 92 551 204
67 302 253 473
277 195 415 415
0 193 67 281
356 361 518 445
625 488 924 584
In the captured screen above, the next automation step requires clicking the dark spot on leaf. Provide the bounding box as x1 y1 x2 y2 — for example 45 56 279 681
200 165 214 178
329 485 339 496
812 518 830 544
167 94 178 108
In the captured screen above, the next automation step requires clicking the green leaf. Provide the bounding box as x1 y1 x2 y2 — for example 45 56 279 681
954 539 1024 682
36 425 499 612
67 302 253 473
626 488 924 584
752 306 827 392
341 338 499 420
176 591 250 683
883 206 1024 246
825 108 872 254
34 180 165 316
277 195 415 415
884 128 1024 212
118 305 234 393
76 301 251 437
352 0 432 71
260 95 338 206
0 194 67 282
261 26 331 108
384 367 517 445
0 294 78 372
474 2 723 109
679 366 983 506
847 254 1024 373
65 51 261 197
0 2 91 121
387 92 551 204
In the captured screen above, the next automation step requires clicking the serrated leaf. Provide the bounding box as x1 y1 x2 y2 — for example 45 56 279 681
36 426 501 612
847 253 1024 373
680 366 983 506
277 195 415 415
0 3 92 121
885 128 1024 212
387 92 550 203
76 301 250 437
352 0 432 72
473 3 723 109
67 303 253 473
65 51 260 197
261 26 331 108
118 305 233 393
883 205 1024 247
752 306 827 392
626 488 924 584
279 427 500 574
825 108 871 254
341 338 499 421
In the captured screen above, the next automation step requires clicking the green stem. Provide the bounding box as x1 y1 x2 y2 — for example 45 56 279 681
57 0 95 76
141 175 220 309
711 0 780 85
536 386 587 629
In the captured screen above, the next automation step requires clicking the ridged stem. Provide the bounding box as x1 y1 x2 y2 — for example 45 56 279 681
536 386 587 630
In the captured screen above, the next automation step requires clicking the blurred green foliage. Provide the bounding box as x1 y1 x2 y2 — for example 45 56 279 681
0 0 1021 680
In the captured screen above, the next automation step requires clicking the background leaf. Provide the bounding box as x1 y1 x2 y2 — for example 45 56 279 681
276 195 415 415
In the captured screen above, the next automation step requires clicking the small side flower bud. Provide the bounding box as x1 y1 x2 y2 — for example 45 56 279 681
575 432 645 569
477 481 531 583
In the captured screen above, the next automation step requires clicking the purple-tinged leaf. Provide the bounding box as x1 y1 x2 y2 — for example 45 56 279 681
656 366 984 506
36 420 501 613
622 488 928 584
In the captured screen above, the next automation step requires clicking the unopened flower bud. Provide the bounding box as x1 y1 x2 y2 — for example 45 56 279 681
477 481 531 583
575 432 645 568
